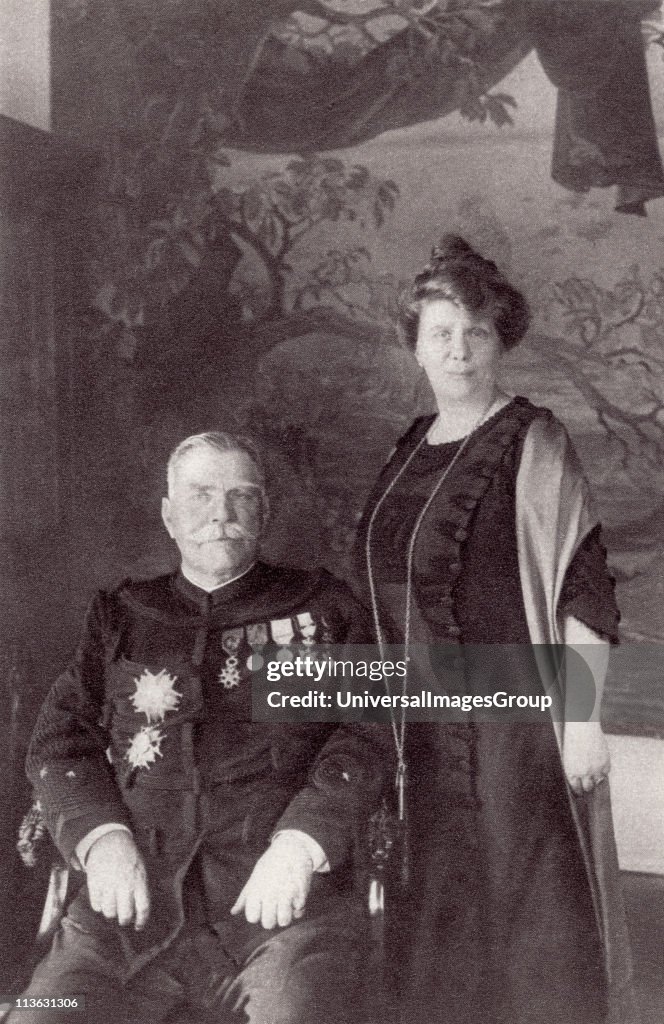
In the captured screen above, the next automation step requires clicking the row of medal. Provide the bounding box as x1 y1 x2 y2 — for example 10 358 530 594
219 612 333 688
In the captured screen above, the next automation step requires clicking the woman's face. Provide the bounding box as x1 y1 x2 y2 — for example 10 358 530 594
415 298 503 400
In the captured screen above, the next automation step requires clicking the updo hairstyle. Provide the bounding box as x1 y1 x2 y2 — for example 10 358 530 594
399 235 530 352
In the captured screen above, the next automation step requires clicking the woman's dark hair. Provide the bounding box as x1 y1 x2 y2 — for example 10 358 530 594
398 235 530 351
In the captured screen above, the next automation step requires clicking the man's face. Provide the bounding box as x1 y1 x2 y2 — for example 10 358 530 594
161 446 265 587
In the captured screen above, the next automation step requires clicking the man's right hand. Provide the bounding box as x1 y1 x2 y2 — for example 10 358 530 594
85 830 150 930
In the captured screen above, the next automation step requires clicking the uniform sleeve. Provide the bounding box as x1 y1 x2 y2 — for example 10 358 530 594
26 592 132 864
558 524 621 644
274 719 395 871
274 573 395 870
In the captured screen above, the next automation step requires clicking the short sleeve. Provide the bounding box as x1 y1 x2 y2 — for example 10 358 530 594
558 525 620 644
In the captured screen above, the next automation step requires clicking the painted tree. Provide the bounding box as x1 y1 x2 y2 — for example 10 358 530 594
213 155 399 323
540 268 664 497
60 0 518 347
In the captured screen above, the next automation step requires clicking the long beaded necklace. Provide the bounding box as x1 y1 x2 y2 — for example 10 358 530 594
365 397 498 822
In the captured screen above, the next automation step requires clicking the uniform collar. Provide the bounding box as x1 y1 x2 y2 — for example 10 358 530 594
174 562 262 612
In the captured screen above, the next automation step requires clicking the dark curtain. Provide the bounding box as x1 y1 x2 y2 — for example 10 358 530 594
526 1 664 214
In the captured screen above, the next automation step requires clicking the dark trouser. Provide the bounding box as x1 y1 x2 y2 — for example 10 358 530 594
9 900 371 1024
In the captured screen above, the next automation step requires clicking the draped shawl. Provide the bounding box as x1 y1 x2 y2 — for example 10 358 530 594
516 414 639 1024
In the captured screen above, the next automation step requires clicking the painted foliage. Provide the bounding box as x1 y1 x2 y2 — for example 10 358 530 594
48 1 664 734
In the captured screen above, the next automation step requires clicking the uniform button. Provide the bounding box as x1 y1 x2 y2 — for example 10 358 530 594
447 625 461 637
480 466 494 478
454 528 468 542
453 656 465 670
463 498 476 510
441 594 453 606
448 561 461 572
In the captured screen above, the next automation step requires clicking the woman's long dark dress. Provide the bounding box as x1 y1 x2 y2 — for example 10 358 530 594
358 398 620 1024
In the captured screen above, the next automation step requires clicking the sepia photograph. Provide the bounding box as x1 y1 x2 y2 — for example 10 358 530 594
1 2 663 1023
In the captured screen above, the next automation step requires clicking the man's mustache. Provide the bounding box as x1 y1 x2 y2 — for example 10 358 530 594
192 526 259 543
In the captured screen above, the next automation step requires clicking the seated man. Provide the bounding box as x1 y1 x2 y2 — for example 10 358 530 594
15 431 389 1024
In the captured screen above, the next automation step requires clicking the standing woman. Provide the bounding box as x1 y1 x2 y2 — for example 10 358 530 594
356 237 636 1024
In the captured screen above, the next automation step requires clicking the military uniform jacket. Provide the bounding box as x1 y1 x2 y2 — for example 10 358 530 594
27 562 390 974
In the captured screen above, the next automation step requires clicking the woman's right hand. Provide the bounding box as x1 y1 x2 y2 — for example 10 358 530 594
562 720 611 795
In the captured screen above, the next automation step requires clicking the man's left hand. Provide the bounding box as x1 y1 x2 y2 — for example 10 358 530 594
230 834 314 929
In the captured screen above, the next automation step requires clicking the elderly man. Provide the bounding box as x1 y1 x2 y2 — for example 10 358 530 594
16 431 388 1024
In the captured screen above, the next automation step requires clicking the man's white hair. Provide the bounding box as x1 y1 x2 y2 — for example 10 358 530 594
166 431 266 496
